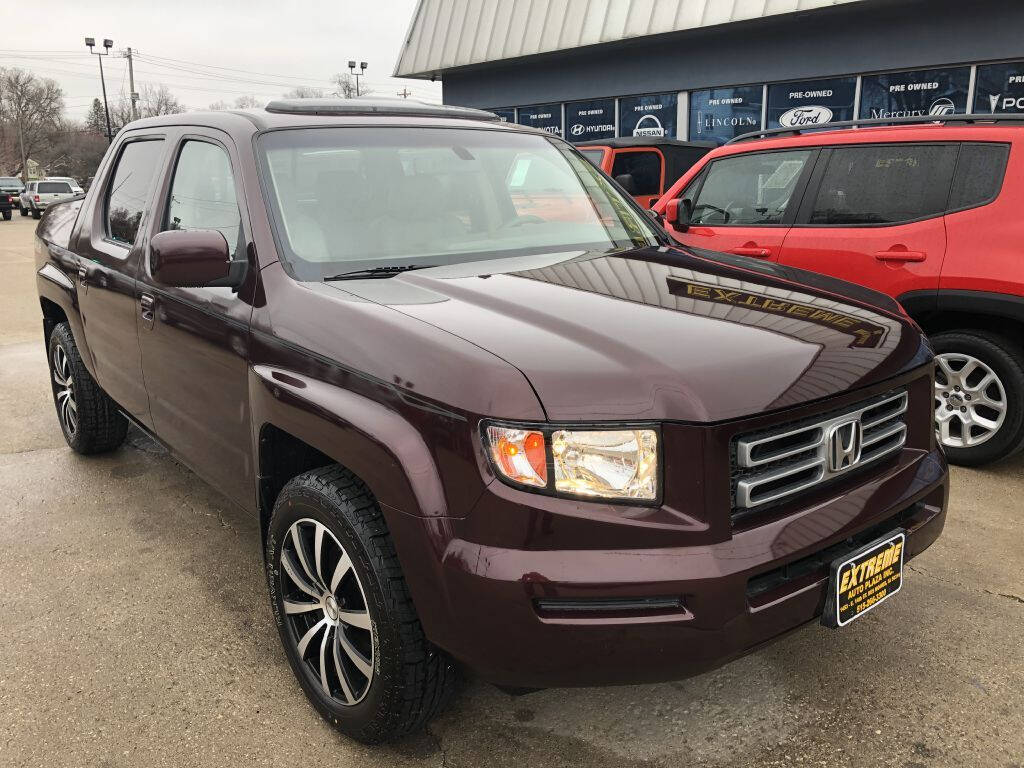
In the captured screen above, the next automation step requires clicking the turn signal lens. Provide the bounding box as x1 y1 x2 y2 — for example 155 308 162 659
551 429 658 500
486 426 547 488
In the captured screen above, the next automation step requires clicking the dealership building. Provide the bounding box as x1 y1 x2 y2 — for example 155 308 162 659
395 0 1024 145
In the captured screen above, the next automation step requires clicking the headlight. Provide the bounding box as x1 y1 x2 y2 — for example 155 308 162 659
484 424 659 502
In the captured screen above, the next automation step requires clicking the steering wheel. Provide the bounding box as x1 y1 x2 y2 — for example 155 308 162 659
501 214 545 229
692 203 731 224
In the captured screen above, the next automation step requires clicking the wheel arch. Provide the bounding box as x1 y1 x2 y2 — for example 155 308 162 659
250 364 450 534
899 290 1024 347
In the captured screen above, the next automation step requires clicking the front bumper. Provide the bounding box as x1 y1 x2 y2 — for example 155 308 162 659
389 444 947 689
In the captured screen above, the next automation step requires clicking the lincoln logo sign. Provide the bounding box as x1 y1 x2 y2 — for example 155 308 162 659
827 419 863 473
779 105 833 127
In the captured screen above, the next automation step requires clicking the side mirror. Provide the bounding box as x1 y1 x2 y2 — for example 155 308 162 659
664 198 694 230
614 173 638 196
150 229 246 289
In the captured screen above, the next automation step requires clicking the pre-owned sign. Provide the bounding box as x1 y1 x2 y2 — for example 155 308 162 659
767 77 856 128
975 61 1024 114
516 104 563 136
619 93 677 138
859 67 970 119
565 99 616 142
688 85 763 144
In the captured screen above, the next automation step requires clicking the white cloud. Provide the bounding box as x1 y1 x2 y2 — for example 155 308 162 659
1 0 441 120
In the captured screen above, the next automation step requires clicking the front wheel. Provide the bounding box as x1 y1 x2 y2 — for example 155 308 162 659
1 209 10 221
19 205 28 216
48 323 128 454
266 467 455 743
31 207 41 219
933 330 1024 466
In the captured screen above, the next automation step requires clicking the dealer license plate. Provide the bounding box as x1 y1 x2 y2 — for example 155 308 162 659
823 531 905 628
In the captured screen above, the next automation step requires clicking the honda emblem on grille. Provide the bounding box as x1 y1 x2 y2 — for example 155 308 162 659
827 419 863 473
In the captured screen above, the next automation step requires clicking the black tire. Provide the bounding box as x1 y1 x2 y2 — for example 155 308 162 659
19 205 28 216
932 330 1024 466
266 466 455 743
1 209 10 221
31 207 41 219
47 323 129 454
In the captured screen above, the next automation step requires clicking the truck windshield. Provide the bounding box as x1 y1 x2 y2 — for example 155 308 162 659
258 127 660 280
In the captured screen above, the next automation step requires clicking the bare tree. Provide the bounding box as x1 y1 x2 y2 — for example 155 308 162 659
0 68 64 181
207 99 232 111
233 94 263 109
330 73 372 99
282 85 324 99
111 83 186 130
38 120 108 184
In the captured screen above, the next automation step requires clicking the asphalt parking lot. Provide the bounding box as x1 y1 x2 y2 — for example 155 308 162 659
1 213 1022 767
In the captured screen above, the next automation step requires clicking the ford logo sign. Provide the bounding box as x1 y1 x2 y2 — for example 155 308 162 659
778 105 833 128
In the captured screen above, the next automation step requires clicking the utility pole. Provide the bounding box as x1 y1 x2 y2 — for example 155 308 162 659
348 60 367 97
85 37 114 143
397 88 411 99
125 47 139 120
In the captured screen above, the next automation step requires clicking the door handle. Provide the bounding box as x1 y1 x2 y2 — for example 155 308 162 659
78 263 88 283
139 293 155 325
874 247 926 262
728 246 772 258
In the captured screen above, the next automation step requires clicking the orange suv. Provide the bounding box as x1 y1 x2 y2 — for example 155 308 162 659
655 114 1024 466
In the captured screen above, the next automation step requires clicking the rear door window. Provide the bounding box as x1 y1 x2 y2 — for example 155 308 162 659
105 139 165 246
610 151 661 196
690 150 813 225
808 144 957 225
948 143 1010 211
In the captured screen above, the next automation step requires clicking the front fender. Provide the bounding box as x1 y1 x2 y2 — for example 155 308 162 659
250 364 449 518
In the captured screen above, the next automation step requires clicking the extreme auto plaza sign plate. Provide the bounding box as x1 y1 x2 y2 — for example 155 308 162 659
825 531 905 628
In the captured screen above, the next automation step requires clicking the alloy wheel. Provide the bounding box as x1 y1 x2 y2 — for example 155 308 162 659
52 344 78 438
279 518 375 706
934 352 1007 448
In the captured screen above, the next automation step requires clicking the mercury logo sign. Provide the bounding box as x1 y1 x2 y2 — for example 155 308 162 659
779 105 833 127
929 98 956 116
632 114 665 137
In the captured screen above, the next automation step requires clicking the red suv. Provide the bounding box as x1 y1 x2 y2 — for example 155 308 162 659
655 117 1024 466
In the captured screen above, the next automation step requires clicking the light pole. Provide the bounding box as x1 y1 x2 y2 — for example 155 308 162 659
348 60 367 97
85 37 114 143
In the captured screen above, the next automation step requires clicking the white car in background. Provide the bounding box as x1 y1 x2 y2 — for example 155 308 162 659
20 180 77 219
45 176 84 194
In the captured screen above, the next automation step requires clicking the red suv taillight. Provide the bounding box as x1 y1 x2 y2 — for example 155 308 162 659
33 195 40 202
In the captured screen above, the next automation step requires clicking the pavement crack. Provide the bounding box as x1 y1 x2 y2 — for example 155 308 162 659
984 589 1024 605
425 724 449 768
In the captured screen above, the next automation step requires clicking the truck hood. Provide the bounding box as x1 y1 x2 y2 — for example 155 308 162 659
325 246 929 422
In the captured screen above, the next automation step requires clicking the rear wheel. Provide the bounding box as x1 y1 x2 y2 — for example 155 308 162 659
31 207 41 219
19 205 28 216
266 467 455 743
932 330 1024 466
1 209 10 221
47 323 128 454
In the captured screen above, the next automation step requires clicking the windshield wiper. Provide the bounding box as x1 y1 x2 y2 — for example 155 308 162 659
323 264 435 281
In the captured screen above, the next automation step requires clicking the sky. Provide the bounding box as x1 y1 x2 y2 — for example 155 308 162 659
0 0 441 120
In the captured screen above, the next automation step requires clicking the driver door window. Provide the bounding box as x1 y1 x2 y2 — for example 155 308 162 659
164 140 242 258
669 149 814 261
691 150 813 226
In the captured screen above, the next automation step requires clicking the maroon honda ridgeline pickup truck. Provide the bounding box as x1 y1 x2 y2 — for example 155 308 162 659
34 99 947 743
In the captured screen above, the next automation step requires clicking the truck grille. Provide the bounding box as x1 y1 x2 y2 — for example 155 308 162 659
732 390 908 513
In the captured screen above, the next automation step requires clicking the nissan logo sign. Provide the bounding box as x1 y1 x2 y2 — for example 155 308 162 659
632 114 665 137
779 105 833 128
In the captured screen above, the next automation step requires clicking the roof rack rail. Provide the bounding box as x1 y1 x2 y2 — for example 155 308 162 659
726 113 1024 144
264 97 499 121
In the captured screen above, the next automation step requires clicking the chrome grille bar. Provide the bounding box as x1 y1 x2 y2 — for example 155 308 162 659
733 390 908 512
